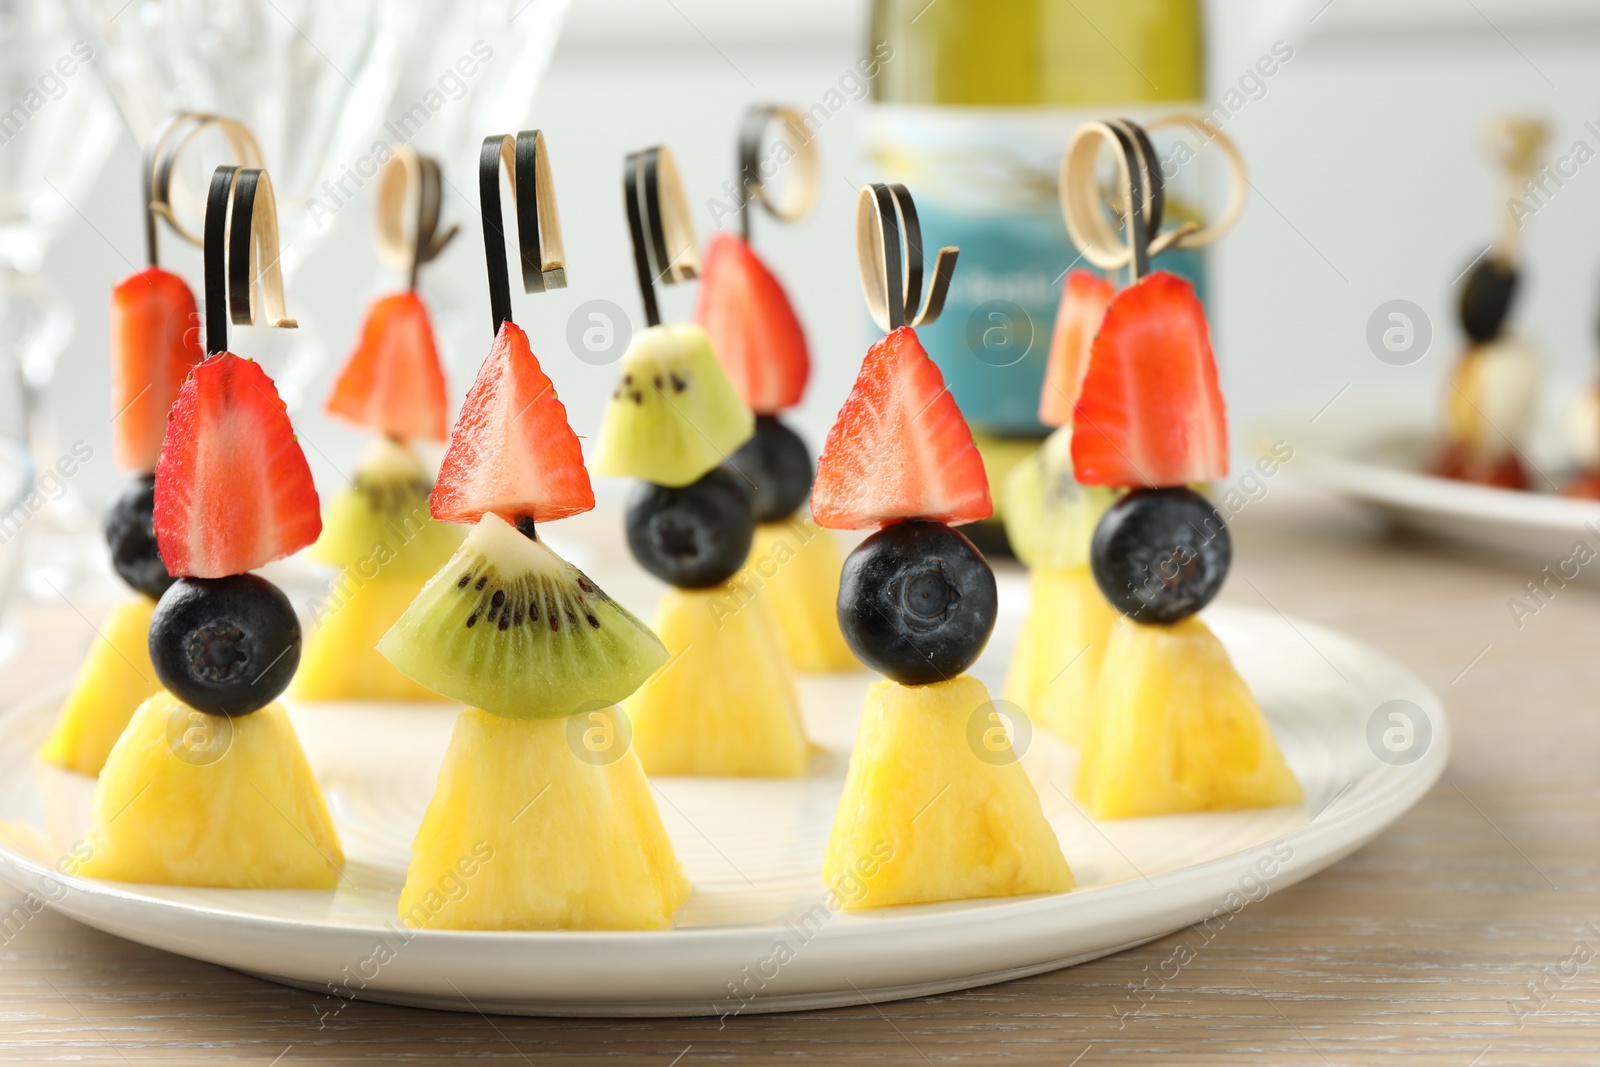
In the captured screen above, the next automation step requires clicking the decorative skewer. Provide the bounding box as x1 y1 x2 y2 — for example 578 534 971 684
1060 116 1245 285
375 146 460 292
624 145 698 329
479 130 566 336
855 182 958 332
144 111 263 268
735 105 819 243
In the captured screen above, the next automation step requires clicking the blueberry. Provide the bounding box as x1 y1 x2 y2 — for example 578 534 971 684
625 468 755 588
1089 487 1230 624
103 474 175 601
149 574 301 717
1459 257 1518 344
838 520 997 685
726 416 813 522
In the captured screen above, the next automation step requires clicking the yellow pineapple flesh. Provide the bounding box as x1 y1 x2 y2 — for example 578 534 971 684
292 571 442 701
1003 566 1119 744
76 693 343 887
625 584 809 777
40 598 161 776
738 518 857 672
823 675 1073 909
1075 616 1303 819
400 708 690 930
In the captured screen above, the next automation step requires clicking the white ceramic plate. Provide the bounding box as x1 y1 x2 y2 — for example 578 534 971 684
1286 422 1600 569
0 587 1446 1018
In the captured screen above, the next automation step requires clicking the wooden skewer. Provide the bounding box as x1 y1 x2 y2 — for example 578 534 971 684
375 146 460 291
1481 116 1547 267
202 164 296 357
624 145 700 328
144 111 262 267
737 105 819 242
478 130 567 335
855 182 958 334
1060 115 1247 283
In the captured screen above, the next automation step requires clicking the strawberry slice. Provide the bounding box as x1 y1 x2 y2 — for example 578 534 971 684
430 321 594 525
155 353 322 578
111 267 204 472
694 233 809 414
1072 272 1228 487
1038 270 1113 427
812 326 991 530
325 290 449 442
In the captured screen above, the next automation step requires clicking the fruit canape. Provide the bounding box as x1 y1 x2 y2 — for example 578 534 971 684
699 105 856 673
294 148 464 701
817 183 1073 908
78 164 344 888
597 145 811 778
42 113 255 776
1005 116 1247 747
1001 270 1118 744
1430 119 1546 491
378 131 689 930
1055 120 1300 820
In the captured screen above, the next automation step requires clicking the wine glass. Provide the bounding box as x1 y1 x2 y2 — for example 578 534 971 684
357 0 573 388
0 0 123 601
69 0 410 406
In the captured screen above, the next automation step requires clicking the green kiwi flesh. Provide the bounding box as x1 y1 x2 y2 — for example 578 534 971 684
313 436 463 577
378 512 668 717
592 323 755 487
1002 427 1116 570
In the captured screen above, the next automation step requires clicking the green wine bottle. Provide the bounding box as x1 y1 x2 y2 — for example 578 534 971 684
864 0 1206 439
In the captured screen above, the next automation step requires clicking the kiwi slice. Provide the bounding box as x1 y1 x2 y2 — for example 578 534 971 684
1003 427 1116 570
593 323 754 488
312 437 463 578
378 513 668 718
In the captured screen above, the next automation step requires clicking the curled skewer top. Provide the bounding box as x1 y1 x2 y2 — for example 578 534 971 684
376 146 460 290
736 105 819 242
624 145 700 328
478 130 566 335
145 111 263 267
1482 116 1548 265
855 182 958 333
202 165 296 356
1060 116 1246 283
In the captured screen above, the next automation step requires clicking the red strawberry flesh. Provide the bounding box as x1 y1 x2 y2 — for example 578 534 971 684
695 233 809 414
1038 270 1113 428
111 267 204 472
325 290 450 442
430 321 594 525
154 353 322 578
812 326 991 530
1071 272 1229 488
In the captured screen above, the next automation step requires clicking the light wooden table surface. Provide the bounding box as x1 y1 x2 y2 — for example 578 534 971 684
3 491 1597 1065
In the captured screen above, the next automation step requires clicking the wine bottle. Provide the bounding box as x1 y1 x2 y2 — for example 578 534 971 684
864 0 1206 440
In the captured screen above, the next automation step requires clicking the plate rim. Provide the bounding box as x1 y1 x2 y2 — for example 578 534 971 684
0 605 1450 1015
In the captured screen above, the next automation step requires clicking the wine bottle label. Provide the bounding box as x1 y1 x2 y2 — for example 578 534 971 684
861 103 1207 435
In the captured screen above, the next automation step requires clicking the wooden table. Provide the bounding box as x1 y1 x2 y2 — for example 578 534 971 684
3 490 1597 1065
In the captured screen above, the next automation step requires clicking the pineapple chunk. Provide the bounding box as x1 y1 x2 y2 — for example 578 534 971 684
626 584 808 777
1076 616 1303 819
824 675 1073 909
293 572 443 701
40 599 161 776
401 708 690 930
77 693 343 887
738 519 857 673
1003 566 1119 744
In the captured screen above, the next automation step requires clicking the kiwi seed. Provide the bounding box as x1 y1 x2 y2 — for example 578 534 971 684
449 562 608 635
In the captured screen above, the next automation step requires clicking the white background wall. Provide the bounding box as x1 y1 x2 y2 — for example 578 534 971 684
36 0 1600 511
